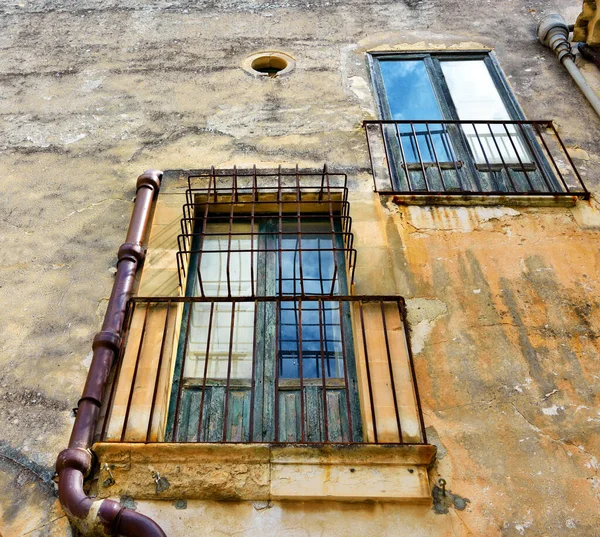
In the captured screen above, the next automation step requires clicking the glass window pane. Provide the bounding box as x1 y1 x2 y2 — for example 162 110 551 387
186 222 256 380
379 60 452 163
188 219 346 382
441 60 531 164
185 302 254 380
380 60 442 120
278 300 343 380
279 220 341 297
195 223 256 297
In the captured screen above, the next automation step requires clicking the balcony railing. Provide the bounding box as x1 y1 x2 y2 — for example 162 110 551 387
364 120 589 198
98 296 427 446
176 166 356 292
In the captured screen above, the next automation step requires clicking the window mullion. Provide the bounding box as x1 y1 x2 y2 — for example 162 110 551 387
429 56 483 190
425 56 458 120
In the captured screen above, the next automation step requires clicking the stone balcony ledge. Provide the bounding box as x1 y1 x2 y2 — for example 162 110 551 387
92 442 436 504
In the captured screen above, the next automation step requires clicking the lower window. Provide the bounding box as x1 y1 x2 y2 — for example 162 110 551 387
166 216 362 443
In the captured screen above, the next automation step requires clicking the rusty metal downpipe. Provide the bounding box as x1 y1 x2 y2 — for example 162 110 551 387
56 170 167 537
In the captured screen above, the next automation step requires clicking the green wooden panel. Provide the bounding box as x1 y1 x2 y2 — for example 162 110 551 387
327 390 350 443
227 389 251 442
276 387 351 443
279 391 300 443
305 386 323 442
176 386 253 442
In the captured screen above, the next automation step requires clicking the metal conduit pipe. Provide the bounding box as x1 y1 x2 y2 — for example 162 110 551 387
56 170 167 537
538 14 600 119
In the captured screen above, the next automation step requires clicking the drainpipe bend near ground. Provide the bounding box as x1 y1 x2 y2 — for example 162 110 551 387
56 170 167 537
538 13 600 119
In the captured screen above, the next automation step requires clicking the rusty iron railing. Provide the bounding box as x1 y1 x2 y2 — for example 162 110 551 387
99 296 427 446
363 120 589 198
176 166 356 294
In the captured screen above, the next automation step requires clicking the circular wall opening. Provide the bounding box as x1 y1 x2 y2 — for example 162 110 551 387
251 56 288 76
243 52 296 78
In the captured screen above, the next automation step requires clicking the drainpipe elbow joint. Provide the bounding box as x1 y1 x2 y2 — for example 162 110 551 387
136 169 163 194
56 447 93 477
537 14 575 62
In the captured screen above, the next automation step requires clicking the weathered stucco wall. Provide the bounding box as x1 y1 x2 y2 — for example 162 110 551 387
1 1 599 536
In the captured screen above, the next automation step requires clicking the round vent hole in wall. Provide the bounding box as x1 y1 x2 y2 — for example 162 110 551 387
243 52 296 78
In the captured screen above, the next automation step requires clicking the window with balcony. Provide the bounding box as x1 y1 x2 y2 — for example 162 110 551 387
364 52 588 198
94 167 434 503
99 168 427 448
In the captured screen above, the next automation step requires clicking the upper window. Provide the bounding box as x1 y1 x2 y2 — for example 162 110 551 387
364 52 588 198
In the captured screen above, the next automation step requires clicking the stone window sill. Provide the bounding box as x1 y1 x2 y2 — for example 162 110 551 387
92 443 437 504
390 193 580 207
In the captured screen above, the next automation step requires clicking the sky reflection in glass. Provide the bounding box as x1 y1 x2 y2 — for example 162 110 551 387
380 59 453 163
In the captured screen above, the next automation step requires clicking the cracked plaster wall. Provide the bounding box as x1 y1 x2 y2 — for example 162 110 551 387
0 0 599 536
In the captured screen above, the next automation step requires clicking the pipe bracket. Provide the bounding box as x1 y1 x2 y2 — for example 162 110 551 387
92 331 122 355
117 242 146 265
77 395 103 408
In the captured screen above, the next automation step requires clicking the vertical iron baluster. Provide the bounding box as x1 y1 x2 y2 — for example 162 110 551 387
318 236 325 295
486 123 518 192
532 122 570 193
248 300 259 442
329 265 338 297
365 125 377 192
337 299 353 442
472 121 494 178
211 165 218 203
394 123 412 192
502 123 534 191
380 123 394 191
319 163 326 201
325 168 339 293
550 121 588 194
278 166 283 298
274 299 280 442
196 170 212 298
425 122 447 191
298 298 306 442
226 195 234 298
295 165 305 296
398 299 427 444
233 165 238 203
172 300 194 442
222 305 236 442
318 299 329 443
251 166 257 296
517 123 552 192
441 123 466 191
196 301 215 442
100 301 135 441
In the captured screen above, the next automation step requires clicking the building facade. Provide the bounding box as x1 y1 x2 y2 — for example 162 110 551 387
1 1 600 536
